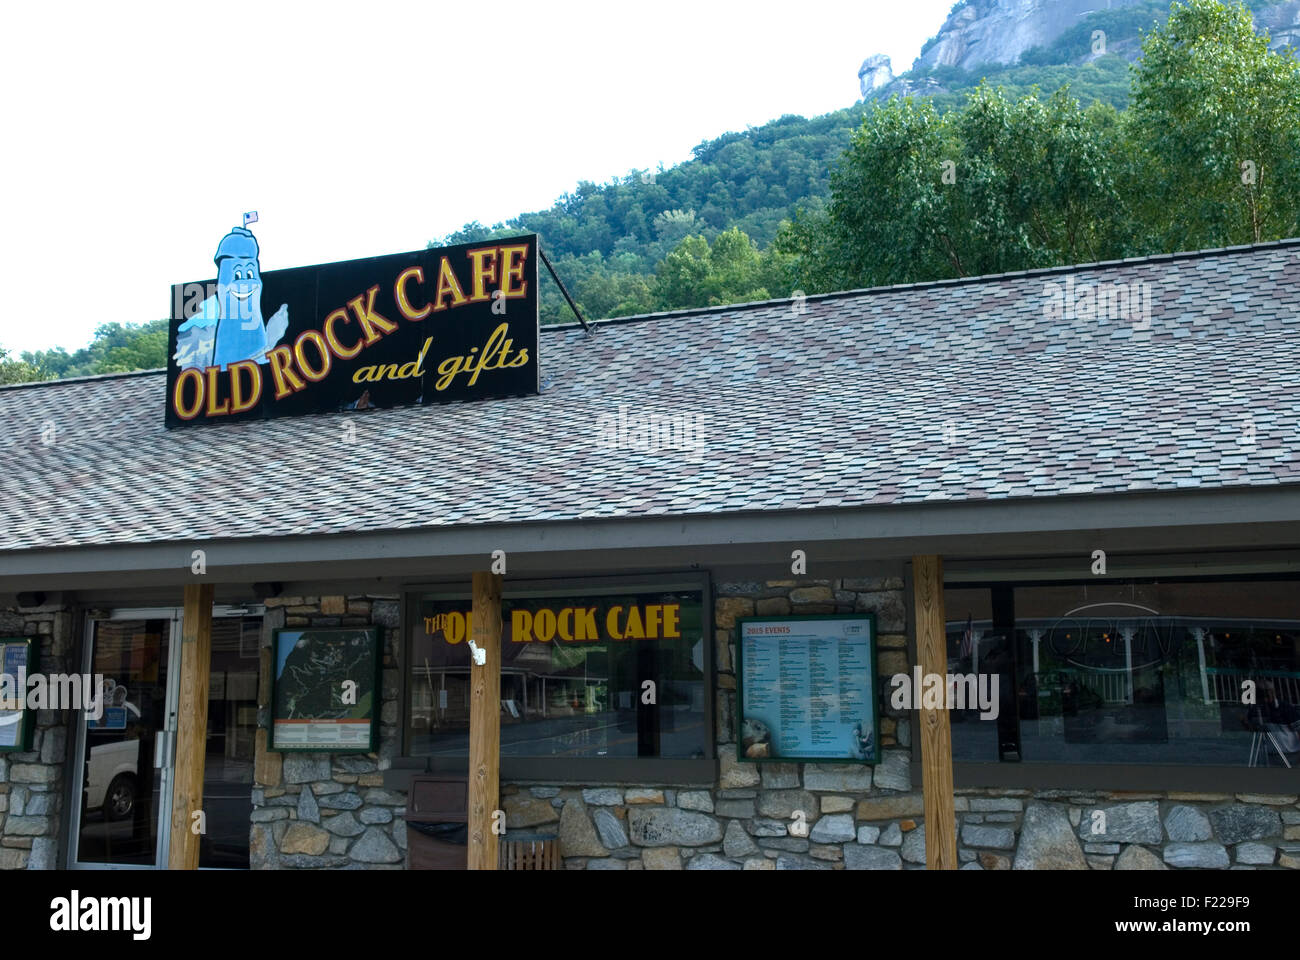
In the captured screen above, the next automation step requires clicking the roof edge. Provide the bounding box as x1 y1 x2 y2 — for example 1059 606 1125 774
3 477 1297 559
0 366 166 393
542 235 1300 333
3 483 1298 588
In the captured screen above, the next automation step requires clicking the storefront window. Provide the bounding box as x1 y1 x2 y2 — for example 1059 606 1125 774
406 577 709 761
944 578 1300 767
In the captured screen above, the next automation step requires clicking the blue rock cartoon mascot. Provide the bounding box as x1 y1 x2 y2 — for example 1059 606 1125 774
174 228 289 370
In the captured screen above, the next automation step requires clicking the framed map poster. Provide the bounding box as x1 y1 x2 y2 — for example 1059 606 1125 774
269 627 381 752
0 638 37 753
736 615 878 764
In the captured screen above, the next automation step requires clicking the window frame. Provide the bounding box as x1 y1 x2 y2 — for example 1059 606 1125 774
399 571 715 785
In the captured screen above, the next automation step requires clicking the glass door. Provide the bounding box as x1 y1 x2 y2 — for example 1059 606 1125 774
69 612 181 869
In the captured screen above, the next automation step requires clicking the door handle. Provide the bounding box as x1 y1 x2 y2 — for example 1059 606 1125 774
153 730 175 770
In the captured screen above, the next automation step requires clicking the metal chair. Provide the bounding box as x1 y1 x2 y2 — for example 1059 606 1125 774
1248 722 1297 768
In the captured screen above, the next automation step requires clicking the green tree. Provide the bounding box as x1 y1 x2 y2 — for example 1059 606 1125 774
0 347 49 385
779 84 1130 292
652 227 787 310
23 320 168 378
1130 0 1300 247
813 95 957 290
652 209 702 246
951 85 1131 272
653 235 714 309
540 251 655 323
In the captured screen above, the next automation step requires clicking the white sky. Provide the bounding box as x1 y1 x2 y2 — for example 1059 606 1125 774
0 0 954 354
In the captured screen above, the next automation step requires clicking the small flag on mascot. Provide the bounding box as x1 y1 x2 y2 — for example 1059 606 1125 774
243 211 258 227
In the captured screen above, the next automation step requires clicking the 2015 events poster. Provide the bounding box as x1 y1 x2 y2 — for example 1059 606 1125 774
737 615 878 764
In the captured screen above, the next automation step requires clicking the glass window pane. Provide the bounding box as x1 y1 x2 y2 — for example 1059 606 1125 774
945 588 1000 762
200 616 258 868
946 578 1300 767
408 583 707 760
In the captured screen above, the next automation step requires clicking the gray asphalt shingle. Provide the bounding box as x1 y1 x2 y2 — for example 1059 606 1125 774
1 241 1299 553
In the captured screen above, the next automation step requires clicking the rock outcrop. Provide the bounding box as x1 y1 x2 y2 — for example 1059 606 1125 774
1256 0 1300 51
858 54 894 98
914 0 1300 74
863 0 1300 101
915 0 1145 73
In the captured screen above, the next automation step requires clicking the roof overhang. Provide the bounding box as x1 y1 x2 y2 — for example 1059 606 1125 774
2 485 1298 595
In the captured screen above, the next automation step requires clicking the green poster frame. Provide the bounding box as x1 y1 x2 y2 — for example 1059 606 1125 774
0 637 38 754
268 626 382 754
735 614 879 765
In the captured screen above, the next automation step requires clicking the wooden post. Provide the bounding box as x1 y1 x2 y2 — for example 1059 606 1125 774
467 572 503 870
169 583 214 869
912 555 957 870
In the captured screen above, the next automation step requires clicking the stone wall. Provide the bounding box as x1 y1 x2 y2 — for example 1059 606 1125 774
496 782 1300 870
249 594 406 869
0 603 74 870
952 790 1300 869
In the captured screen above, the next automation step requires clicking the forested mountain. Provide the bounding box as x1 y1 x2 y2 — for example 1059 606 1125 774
434 0 1300 323
5 0 1298 383
782 0 1300 292
431 107 867 322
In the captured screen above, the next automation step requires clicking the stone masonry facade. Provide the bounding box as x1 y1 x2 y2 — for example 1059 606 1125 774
249 594 406 869
0 603 74 870
495 781 1300 871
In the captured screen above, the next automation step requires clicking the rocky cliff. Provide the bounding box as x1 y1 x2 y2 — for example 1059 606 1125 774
1255 0 1300 48
912 0 1300 73
860 0 1300 101
915 0 1146 72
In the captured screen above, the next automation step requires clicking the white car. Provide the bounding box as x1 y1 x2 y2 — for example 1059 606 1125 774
84 739 138 821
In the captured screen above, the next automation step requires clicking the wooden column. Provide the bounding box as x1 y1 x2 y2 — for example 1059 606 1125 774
169 583 214 870
467 572 502 870
912 555 957 870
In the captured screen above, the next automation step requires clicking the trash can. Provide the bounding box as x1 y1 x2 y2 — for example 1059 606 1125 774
403 775 469 870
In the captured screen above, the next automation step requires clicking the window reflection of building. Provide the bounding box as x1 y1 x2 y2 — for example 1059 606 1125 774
202 616 259 869
406 586 708 761
943 579 1300 767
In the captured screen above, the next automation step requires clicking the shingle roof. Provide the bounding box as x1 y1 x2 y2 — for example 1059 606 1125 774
3 241 1299 553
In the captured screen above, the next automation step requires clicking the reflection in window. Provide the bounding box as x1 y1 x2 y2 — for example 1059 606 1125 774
202 616 259 868
407 583 708 760
945 579 1300 767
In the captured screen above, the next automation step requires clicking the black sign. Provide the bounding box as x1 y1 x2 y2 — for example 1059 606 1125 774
165 232 539 427
269 627 381 752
